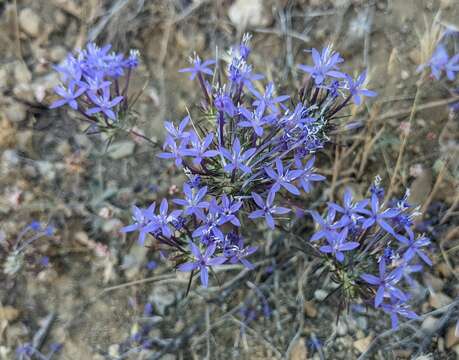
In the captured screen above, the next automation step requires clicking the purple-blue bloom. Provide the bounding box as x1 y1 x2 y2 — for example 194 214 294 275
380 298 418 329
54 54 82 82
215 90 236 116
359 193 400 235
249 191 290 229
164 116 190 141
396 229 432 266
294 156 325 193
264 158 303 196
422 43 459 80
399 261 423 286
86 86 123 120
121 203 157 244
342 71 377 105
124 49 140 69
173 184 209 219
298 45 346 85
309 208 341 242
178 242 226 287
250 82 290 113
224 237 257 269
50 43 142 123
218 195 242 226
153 199 182 238
179 56 216 80
186 133 219 166
219 138 256 175
50 81 87 110
83 73 111 92
146 260 157 271
328 188 368 226
227 56 263 89
360 260 407 307
192 198 225 241
157 136 189 168
238 105 276 137
319 227 360 262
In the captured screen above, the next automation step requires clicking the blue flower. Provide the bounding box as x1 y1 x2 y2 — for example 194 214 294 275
342 71 377 105
164 116 190 141
294 156 325 193
395 229 432 266
29 221 42 231
86 86 123 120
187 174 201 188
224 236 257 269
319 227 360 262
153 199 182 238
380 299 418 329
192 198 224 241
215 90 236 116
298 45 346 85
218 195 242 226
422 44 459 80
54 54 82 82
219 138 256 175
146 260 157 271
179 56 215 80
359 194 400 235
309 208 341 241
124 49 140 69
238 33 252 60
328 188 368 226
82 73 111 92
185 133 219 166
227 56 263 89
249 191 290 229
50 81 87 110
178 242 227 287
173 184 209 219
264 159 303 196
237 107 271 137
360 260 407 307
398 261 422 286
121 203 157 244
250 82 289 113
238 105 276 137
157 136 189 168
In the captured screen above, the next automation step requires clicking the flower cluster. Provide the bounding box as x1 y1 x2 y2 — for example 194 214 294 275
309 180 431 328
121 35 377 288
49 42 139 125
2 221 55 275
420 34 459 113
421 43 459 81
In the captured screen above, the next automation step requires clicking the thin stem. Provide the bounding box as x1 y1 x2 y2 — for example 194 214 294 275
328 94 352 117
385 75 424 201
218 110 225 147
127 128 158 147
198 73 212 107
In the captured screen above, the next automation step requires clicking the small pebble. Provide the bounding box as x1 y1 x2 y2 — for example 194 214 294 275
108 141 135 159
314 289 328 301
401 70 410 80
421 316 438 332
5 102 27 123
336 320 348 336
14 62 32 84
19 8 42 37
49 46 67 62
